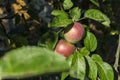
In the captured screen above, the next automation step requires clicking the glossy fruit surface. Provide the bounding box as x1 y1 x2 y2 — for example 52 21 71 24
64 22 85 43
55 39 75 57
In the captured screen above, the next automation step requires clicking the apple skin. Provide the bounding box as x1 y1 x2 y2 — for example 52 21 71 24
64 22 85 44
55 39 75 57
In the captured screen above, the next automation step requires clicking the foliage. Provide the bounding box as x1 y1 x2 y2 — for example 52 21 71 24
0 0 119 80
0 46 69 79
84 9 111 27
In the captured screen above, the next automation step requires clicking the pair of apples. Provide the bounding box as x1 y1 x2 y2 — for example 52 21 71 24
55 22 85 57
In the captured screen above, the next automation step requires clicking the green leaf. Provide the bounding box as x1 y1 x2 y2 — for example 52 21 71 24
102 21 110 27
61 72 69 80
70 52 86 80
52 10 68 18
91 54 103 62
70 7 81 21
0 46 70 79
84 9 111 27
96 62 114 80
38 31 58 50
91 54 114 80
90 0 99 7
61 55 74 80
67 54 74 66
50 10 72 28
50 16 72 28
84 31 97 52
79 47 90 57
63 0 73 10
85 56 97 80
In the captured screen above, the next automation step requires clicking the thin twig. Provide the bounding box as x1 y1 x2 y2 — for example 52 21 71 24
113 34 120 80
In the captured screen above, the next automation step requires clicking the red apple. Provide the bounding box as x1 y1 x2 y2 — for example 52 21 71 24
55 39 75 57
64 22 85 43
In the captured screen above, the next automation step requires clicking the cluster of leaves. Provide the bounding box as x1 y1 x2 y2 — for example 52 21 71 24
0 0 115 80
61 31 114 80
47 1 113 79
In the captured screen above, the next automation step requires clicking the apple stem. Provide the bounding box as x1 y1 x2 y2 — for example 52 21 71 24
57 28 65 34
79 17 86 21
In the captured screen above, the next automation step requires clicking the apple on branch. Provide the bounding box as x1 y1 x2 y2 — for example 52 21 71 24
55 39 75 57
64 22 85 44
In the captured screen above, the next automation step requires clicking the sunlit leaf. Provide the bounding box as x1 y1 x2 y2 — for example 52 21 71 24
61 55 74 80
63 0 73 10
91 54 114 80
70 52 86 80
79 47 90 57
50 16 72 28
0 46 70 79
50 10 72 28
61 72 69 80
85 56 97 80
91 54 103 62
52 10 68 18
84 9 111 27
70 7 81 21
84 31 97 52
96 62 114 80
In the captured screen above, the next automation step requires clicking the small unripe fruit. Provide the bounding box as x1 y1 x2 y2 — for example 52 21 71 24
55 39 75 57
64 22 85 43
